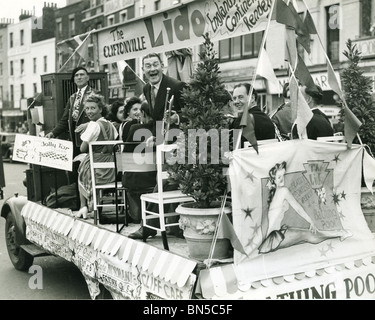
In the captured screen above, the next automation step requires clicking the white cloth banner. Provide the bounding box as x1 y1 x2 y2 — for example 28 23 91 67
13 134 73 171
228 140 375 284
97 0 272 64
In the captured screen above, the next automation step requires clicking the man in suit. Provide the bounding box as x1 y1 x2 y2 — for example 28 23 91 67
141 52 186 143
231 83 275 147
46 67 94 156
128 53 186 240
292 85 334 140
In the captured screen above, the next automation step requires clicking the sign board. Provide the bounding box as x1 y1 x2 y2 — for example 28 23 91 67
228 140 375 284
352 37 375 58
13 134 73 171
97 0 272 64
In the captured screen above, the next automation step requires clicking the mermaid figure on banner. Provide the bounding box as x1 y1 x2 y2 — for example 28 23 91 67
258 161 351 254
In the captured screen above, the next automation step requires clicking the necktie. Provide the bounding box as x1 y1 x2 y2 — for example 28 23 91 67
150 85 156 113
72 89 82 121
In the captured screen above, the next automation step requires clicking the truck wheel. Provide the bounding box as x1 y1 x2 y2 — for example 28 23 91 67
5 212 33 271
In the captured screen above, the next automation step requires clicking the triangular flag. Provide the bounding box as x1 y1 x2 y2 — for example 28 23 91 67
240 112 259 153
344 104 362 148
304 10 317 34
295 54 318 93
327 60 344 100
285 27 298 67
219 213 247 256
290 75 313 139
257 49 281 94
326 59 362 147
275 0 300 30
116 60 128 83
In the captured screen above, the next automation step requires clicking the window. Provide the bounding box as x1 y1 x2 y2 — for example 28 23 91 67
10 61 13 75
43 56 47 72
0 63 2 76
107 15 114 26
69 15 75 36
361 1 372 37
120 10 127 22
154 0 161 11
33 83 37 95
0 35 2 49
56 19 63 37
10 85 14 102
20 59 24 75
0 86 3 99
20 29 24 46
219 33 263 61
21 84 24 99
326 5 340 62
33 58 37 73
9 32 13 48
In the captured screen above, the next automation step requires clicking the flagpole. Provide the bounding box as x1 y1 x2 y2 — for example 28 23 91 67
58 31 93 72
235 0 276 150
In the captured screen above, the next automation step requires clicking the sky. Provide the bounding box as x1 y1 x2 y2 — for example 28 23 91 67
0 0 67 22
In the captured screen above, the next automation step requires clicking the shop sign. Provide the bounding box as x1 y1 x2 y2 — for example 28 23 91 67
353 37 375 58
278 71 341 91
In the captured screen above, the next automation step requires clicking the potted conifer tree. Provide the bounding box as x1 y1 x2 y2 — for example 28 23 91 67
166 34 233 261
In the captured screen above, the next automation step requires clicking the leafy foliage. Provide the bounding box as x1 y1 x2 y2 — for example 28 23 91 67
340 39 375 156
167 33 231 208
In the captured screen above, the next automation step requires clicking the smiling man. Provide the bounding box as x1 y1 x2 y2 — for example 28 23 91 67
46 67 94 156
231 82 275 146
141 53 186 139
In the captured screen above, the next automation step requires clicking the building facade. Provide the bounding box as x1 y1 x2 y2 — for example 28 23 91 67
1 0 375 132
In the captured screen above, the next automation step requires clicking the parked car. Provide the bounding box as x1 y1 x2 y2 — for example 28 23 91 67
1 132 16 163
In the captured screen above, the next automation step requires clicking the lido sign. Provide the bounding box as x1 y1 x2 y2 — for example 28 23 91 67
97 0 272 64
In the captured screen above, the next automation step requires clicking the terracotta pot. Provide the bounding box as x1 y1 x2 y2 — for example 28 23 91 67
176 202 232 261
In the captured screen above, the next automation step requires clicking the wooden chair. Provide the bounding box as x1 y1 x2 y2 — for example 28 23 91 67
113 142 157 232
140 143 195 250
89 140 127 232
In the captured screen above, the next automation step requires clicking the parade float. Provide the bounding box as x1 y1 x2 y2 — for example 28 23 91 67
2 0 375 300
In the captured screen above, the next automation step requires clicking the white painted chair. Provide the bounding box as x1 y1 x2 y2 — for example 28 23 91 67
140 143 195 250
89 140 127 231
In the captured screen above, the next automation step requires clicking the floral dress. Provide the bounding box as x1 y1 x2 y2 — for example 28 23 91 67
77 117 118 210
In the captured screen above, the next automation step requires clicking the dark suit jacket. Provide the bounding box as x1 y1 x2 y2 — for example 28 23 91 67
52 86 94 152
143 74 186 125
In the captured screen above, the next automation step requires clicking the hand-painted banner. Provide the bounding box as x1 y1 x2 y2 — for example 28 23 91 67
13 134 73 171
97 0 273 64
228 140 375 284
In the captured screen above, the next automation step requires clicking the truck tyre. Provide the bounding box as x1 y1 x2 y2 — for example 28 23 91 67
5 211 33 271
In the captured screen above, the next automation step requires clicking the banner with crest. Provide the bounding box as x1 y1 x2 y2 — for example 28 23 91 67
228 139 375 285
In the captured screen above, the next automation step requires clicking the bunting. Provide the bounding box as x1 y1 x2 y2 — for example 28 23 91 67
289 74 313 139
57 31 92 61
257 49 282 94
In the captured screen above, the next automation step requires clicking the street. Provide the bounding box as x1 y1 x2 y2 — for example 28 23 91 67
0 162 91 300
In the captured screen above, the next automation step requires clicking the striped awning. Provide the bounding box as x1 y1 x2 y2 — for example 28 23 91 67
195 255 375 299
21 201 197 288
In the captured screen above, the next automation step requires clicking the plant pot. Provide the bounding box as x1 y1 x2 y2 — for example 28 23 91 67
176 202 232 261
